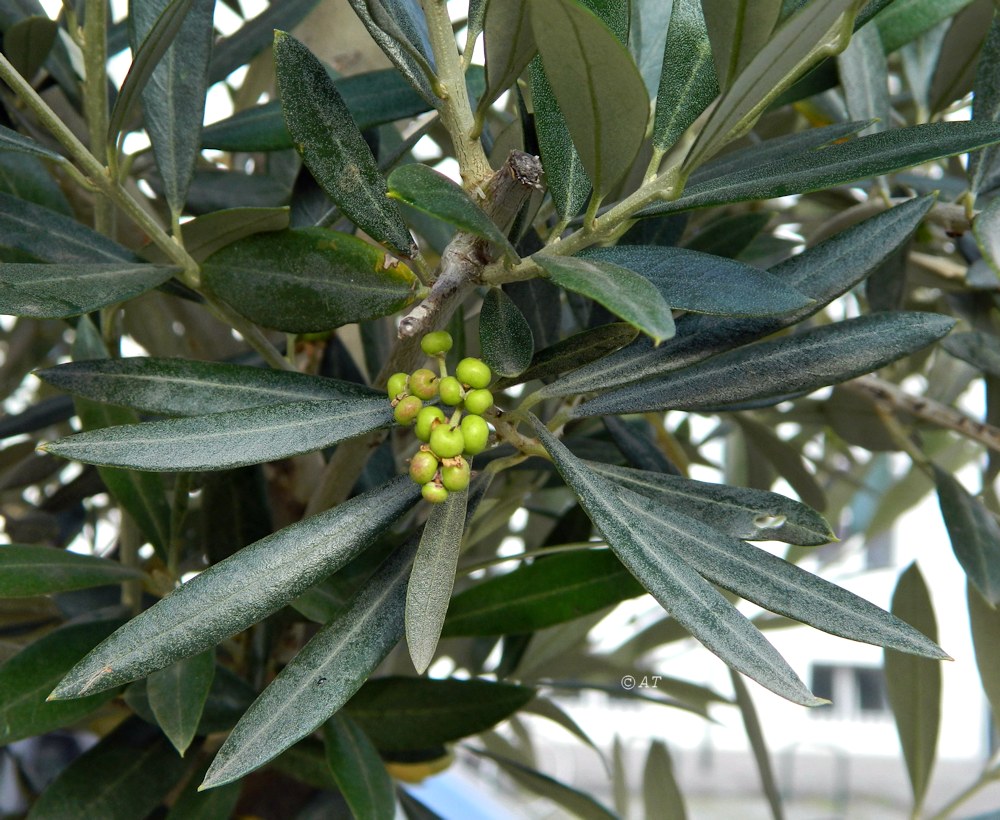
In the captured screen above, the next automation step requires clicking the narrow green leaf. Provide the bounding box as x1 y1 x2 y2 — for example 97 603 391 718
874 0 976 53
653 0 719 152
201 228 421 334
541 195 935 398
0 150 70 215
26 718 188 820
130 0 214 214
0 124 64 162
345 677 536 750
200 538 418 789
0 619 124 744
344 0 437 104
969 12 1000 195
147 650 216 756
500 325 638 393
702 0 781 91
71 317 172 558
0 544 145 597
201 68 440 152
927 0 992 116
323 714 396 820
533 254 675 343
934 466 1000 606
43 395 393 472
38 357 379 417
479 0 536 116
142 208 289 265
585 462 835 545
884 563 941 814
654 122 1000 217
479 288 534 378
573 312 955 416
688 120 873 185
125 663 256 737
529 416 823 706
684 0 865 170
3 16 57 81
387 163 514 255
274 31 416 258
49 478 420 699
530 0 649 197
837 18 889 135
643 740 686 820
0 195 133 261
529 57 591 219
584 245 813 316
109 0 198 146
941 330 1000 378
588 465 942 660
443 549 646 636
406 489 468 674
729 669 783 820
974 196 1000 279
0 262 178 318
470 748 618 819
968 582 1000 729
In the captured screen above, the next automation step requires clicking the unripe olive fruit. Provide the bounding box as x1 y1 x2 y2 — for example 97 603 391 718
463 388 493 416
387 372 409 399
461 414 490 455
422 482 449 503
420 331 453 356
409 450 439 484
456 357 491 389
430 424 465 458
438 376 465 406
415 405 447 442
393 395 423 425
442 456 471 492
409 368 439 400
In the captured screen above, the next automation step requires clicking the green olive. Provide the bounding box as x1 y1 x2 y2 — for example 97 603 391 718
463 388 493 416
414 405 447 442
430 424 465 458
409 368 439 400
409 450 439 484
420 330 453 356
441 456 471 491
460 414 490 455
455 357 491 389
393 395 423 425
387 372 409 400
438 376 465 406
422 482 449 503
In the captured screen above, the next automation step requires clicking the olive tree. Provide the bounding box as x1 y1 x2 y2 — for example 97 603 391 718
1 0 999 816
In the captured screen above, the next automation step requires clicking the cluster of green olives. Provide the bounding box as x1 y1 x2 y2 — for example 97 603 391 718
388 331 493 503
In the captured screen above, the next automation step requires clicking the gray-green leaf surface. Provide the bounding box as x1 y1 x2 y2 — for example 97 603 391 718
38 357 379 417
530 0 649 198
201 538 418 788
274 31 415 257
406 489 468 674
42 396 395 472
530 416 822 706
0 263 178 318
479 288 534 377
573 312 955 416
583 245 812 316
533 254 675 343
0 544 145 597
147 650 215 756
49 478 420 698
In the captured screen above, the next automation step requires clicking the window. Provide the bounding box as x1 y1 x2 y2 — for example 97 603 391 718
810 664 889 720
